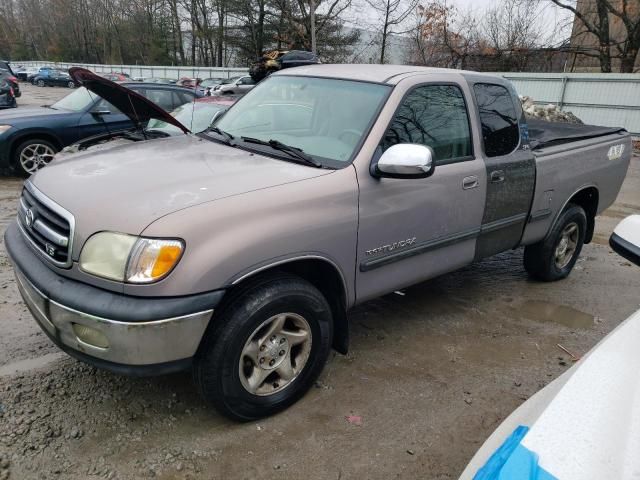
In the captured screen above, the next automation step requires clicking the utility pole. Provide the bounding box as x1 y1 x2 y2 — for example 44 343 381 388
310 0 317 53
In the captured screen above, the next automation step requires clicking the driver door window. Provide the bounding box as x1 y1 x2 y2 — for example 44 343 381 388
381 85 472 165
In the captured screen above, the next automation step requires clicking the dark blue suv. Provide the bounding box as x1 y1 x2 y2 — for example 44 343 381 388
0 82 202 176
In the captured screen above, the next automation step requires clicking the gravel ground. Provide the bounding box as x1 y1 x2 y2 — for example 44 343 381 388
1 84 640 480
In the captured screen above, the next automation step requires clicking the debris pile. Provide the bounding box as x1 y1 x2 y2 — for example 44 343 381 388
520 96 583 124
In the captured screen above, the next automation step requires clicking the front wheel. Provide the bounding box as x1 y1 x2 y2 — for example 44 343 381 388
524 204 587 281
37 80 45 87
67 81 75 88
13 139 58 176
193 274 333 421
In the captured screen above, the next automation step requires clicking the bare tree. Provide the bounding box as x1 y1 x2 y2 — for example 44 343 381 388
551 0 640 72
366 0 419 63
409 0 479 68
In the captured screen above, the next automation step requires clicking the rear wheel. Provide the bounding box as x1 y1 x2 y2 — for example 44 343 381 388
13 139 58 176
524 204 587 281
193 274 333 421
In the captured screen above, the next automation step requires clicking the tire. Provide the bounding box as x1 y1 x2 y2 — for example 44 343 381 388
193 273 333 421
37 80 45 87
524 203 587 281
13 139 58 177
67 81 75 88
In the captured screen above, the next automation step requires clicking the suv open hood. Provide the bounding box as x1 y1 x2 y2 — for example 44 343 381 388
69 68 190 133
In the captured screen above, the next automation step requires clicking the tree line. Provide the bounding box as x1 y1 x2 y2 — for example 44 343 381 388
0 0 637 72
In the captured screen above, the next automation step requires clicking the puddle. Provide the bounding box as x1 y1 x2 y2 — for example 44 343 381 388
0 352 65 377
515 300 594 329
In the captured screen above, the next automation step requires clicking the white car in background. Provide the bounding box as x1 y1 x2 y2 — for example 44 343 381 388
460 215 640 480
212 75 256 95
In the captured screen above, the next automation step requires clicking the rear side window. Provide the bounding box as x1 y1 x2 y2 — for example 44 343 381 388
142 88 175 111
381 85 472 164
473 83 519 157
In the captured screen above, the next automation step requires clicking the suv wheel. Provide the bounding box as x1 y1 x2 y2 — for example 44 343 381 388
67 81 75 88
193 273 333 421
524 203 587 281
13 139 58 176
37 79 45 87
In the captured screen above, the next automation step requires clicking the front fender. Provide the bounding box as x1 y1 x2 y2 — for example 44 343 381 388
126 167 359 305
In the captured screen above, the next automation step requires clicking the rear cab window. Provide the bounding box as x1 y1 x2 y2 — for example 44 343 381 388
473 83 520 157
381 84 473 165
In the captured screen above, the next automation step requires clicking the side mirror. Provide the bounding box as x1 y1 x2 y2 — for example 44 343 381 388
610 215 640 266
374 143 435 179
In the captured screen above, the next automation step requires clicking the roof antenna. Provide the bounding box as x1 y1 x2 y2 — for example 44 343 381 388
127 93 148 140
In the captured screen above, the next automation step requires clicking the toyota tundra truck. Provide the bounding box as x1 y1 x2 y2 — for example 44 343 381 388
4 65 631 420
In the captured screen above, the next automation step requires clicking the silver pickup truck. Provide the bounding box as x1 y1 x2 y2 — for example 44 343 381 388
4 65 631 420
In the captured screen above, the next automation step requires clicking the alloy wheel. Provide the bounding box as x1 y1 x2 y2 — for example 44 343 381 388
19 144 56 174
554 222 579 269
238 313 312 396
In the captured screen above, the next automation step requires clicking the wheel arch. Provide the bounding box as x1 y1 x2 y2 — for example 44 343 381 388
229 256 350 354
564 186 599 244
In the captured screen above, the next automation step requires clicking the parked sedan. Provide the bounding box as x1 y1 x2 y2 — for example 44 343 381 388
59 95 238 157
0 69 20 97
15 67 39 81
33 70 75 88
200 77 224 95
0 75 203 175
0 80 17 109
28 66 57 84
212 75 256 95
101 72 130 82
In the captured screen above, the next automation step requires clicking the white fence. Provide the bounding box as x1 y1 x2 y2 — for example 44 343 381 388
502 72 640 137
16 62 640 136
19 61 248 80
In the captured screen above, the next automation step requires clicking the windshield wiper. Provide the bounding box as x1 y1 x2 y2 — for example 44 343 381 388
241 137 322 168
208 126 235 145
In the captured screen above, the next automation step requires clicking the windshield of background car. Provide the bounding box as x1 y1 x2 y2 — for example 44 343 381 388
220 77 238 85
148 103 225 134
51 87 97 111
214 76 390 165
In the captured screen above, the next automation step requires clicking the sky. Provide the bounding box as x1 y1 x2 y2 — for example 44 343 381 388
347 0 575 44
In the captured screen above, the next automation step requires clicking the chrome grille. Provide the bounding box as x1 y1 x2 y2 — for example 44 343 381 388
17 182 74 268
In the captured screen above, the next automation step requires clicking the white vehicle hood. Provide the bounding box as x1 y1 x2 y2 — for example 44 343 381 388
460 308 640 480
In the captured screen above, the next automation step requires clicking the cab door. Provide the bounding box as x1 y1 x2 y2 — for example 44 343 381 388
356 80 487 303
471 82 536 259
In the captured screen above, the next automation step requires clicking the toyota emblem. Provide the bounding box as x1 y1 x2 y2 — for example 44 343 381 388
25 208 34 228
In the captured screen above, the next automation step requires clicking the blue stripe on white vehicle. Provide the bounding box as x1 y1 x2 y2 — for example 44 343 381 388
473 426 557 480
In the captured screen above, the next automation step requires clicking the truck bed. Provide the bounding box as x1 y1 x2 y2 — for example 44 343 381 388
521 123 632 246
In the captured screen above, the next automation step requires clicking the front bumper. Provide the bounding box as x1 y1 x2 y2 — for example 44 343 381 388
5 221 223 375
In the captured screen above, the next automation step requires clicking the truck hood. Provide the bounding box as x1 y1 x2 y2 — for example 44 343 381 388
31 135 333 253
0 106 69 123
70 68 189 133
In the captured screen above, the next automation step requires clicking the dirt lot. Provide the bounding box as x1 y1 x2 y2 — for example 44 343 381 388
1 84 640 480
16 82 71 107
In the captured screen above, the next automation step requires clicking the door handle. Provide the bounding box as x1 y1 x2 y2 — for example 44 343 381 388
462 175 479 190
490 170 505 183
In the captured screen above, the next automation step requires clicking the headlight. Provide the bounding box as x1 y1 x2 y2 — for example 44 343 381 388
0 125 12 135
79 232 184 283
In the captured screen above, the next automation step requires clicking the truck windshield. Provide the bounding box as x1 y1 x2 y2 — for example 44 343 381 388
213 76 390 166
